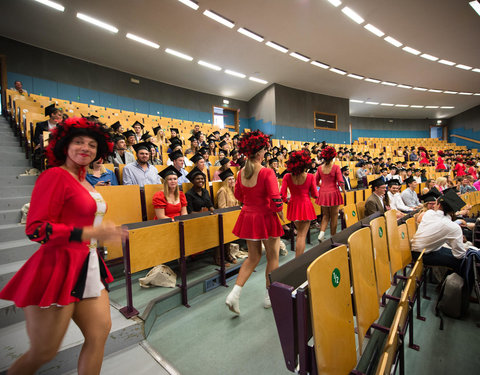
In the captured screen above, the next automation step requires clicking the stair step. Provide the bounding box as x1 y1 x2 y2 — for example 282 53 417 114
0 197 31 211
0 305 144 374
0 238 39 264
0 224 27 242
0 175 37 186
0 147 25 153
0 260 26 290
0 209 22 225
0 136 19 143
0 159 31 168
0 166 33 176
1 185 34 197
0 300 25 328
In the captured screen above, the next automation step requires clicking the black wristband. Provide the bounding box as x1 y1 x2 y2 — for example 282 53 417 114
69 227 83 242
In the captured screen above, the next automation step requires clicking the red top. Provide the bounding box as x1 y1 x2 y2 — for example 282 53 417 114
153 191 187 219
280 173 318 221
232 167 284 239
419 152 429 164
0 167 113 307
468 166 477 179
436 156 446 170
315 164 344 207
454 163 466 177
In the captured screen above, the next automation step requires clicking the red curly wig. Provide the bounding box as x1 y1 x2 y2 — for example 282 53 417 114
286 150 312 175
238 130 270 158
320 145 337 161
437 150 445 157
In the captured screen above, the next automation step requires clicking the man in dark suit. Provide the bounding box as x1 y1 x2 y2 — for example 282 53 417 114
365 177 387 217
33 104 62 148
341 166 352 191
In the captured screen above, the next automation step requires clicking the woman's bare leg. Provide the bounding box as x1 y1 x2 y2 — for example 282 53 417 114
263 237 280 287
320 206 331 232
294 221 310 257
235 240 262 287
329 206 340 235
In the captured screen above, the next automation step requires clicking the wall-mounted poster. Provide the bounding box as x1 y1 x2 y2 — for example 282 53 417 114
314 111 337 131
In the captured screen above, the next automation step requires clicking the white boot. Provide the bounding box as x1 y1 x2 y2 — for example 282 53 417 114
318 231 325 241
264 289 271 309
226 284 242 315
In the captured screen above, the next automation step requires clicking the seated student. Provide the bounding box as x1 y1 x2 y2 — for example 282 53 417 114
214 149 227 166
148 143 163 165
153 166 188 220
199 147 212 168
416 188 442 224
187 135 200 155
167 150 189 185
11 80 27 95
387 179 413 213
131 121 144 143
215 168 239 208
401 176 423 209
208 136 217 156
190 153 209 182
212 158 230 181
33 104 63 149
412 168 422 183
459 175 477 194
122 142 161 187
341 166 352 191
110 121 124 136
86 158 118 187
108 135 135 165
411 190 468 273
268 157 280 178
365 177 388 217
229 150 240 167
385 165 400 181
122 130 137 154
185 167 214 214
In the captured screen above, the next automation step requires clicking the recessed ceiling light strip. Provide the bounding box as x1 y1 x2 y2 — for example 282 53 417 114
76 13 118 33
34 0 64 11
350 99 455 109
177 0 199 11
126 33 159 49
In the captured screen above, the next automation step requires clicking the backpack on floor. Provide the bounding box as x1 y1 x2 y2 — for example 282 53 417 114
435 272 470 329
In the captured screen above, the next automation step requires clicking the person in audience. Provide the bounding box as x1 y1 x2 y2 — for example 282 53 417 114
412 168 422 183
268 157 280 178
418 146 429 165
355 161 367 188
185 167 214 214
398 168 407 184
0 117 125 374
422 178 435 194
122 130 136 154
214 149 227 166
11 80 28 95
411 190 468 273
168 127 179 141
166 137 182 154
466 160 478 179
231 134 240 150
152 126 166 151
190 153 208 181
401 176 422 209
109 121 124 136
386 165 400 181
229 149 240 167
190 124 201 136
315 146 344 241
436 150 447 171
416 188 441 224
153 166 187 220
108 135 135 165
33 104 63 149
208 137 217 156
131 121 144 143
453 157 466 177
387 179 413 213
122 142 161 186
199 147 212 168
434 176 448 192
86 158 118 187
218 140 230 153
149 143 163 165
365 177 387 216
167 150 190 185
216 168 239 209
341 166 352 191
459 176 477 194
225 131 284 315
188 135 200 155
198 133 207 148
281 150 318 257
409 148 418 161
140 131 154 144
212 158 230 181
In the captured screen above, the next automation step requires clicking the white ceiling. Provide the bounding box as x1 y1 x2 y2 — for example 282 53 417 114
1 0 479 119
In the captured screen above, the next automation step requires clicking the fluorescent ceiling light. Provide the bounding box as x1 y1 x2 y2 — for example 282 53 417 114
327 0 342 7
198 60 221 71
223 99 229 104
341 7 364 24
458 92 473 95
470 0 480 16
456 64 472 70
395 104 409 107
266 41 288 53
330 67 347 75
413 87 427 91
249 77 268 84
440 106 454 109
397 84 412 89
402 46 421 55
347 73 364 80
34 0 64 11
425 106 439 109
165 48 193 61
381 81 397 87
177 0 199 10
380 103 394 106
410 105 424 108
428 89 442 93
420 53 438 61
350 99 364 103
126 33 159 48
203 10 234 28
311 61 329 69
473 68 480 73
364 24 384 37
76 13 118 33
237 28 264 42
438 59 456 66
443 91 458 94
365 78 381 83
225 69 246 78
384 36 402 47
475 93 480 96
365 101 379 105
290 52 310 62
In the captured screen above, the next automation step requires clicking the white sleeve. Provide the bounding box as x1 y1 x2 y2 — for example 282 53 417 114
445 223 466 259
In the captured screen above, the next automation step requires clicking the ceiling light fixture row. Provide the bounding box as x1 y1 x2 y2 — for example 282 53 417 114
349 99 455 110
325 0 480 74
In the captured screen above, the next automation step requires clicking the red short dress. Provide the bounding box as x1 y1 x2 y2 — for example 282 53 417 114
0 168 113 308
419 152 429 165
233 167 284 240
280 173 318 221
152 191 187 219
454 163 466 177
315 164 344 207
468 166 477 179
436 156 446 171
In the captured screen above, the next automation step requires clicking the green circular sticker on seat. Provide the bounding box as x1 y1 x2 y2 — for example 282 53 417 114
379 227 383 237
352 211 356 217
332 268 341 288
401 232 405 239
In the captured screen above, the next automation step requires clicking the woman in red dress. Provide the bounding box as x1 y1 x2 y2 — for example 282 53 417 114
315 146 344 241
153 165 188 220
280 150 318 257
418 146 429 165
453 157 466 177
226 131 284 315
467 160 478 179
436 150 447 171
0 117 125 375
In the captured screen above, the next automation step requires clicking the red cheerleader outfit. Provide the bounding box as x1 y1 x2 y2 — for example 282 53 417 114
419 152 429 165
233 167 284 240
436 156 446 171
315 164 344 206
0 168 113 308
280 173 318 221
468 166 477 179
454 163 466 177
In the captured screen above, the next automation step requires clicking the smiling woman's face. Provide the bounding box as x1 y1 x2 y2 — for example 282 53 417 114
67 136 97 166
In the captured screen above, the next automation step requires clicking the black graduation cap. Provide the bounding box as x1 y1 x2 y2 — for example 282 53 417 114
158 165 182 180
168 150 184 161
188 135 198 142
272 146 279 152
230 149 238 156
219 168 234 181
112 135 126 143
208 135 217 142
169 137 182 147
268 158 279 165
414 168 421 173
213 130 220 135
219 140 227 148
140 132 153 142
190 153 204 164
438 189 465 212
170 128 179 134
406 168 412 172
420 187 441 202
45 104 57 116
132 142 155 153
380 168 388 173
122 130 136 139
110 121 122 131
186 167 206 182
220 134 227 141
404 176 415 185
131 121 144 129
199 147 209 155
152 126 162 136
219 157 230 166
387 179 401 187
232 134 239 140
369 177 386 188
409 163 415 168
340 166 349 172
356 161 365 167
303 142 310 146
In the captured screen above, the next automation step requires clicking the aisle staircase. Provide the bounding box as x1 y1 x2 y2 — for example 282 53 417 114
0 116 173 374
